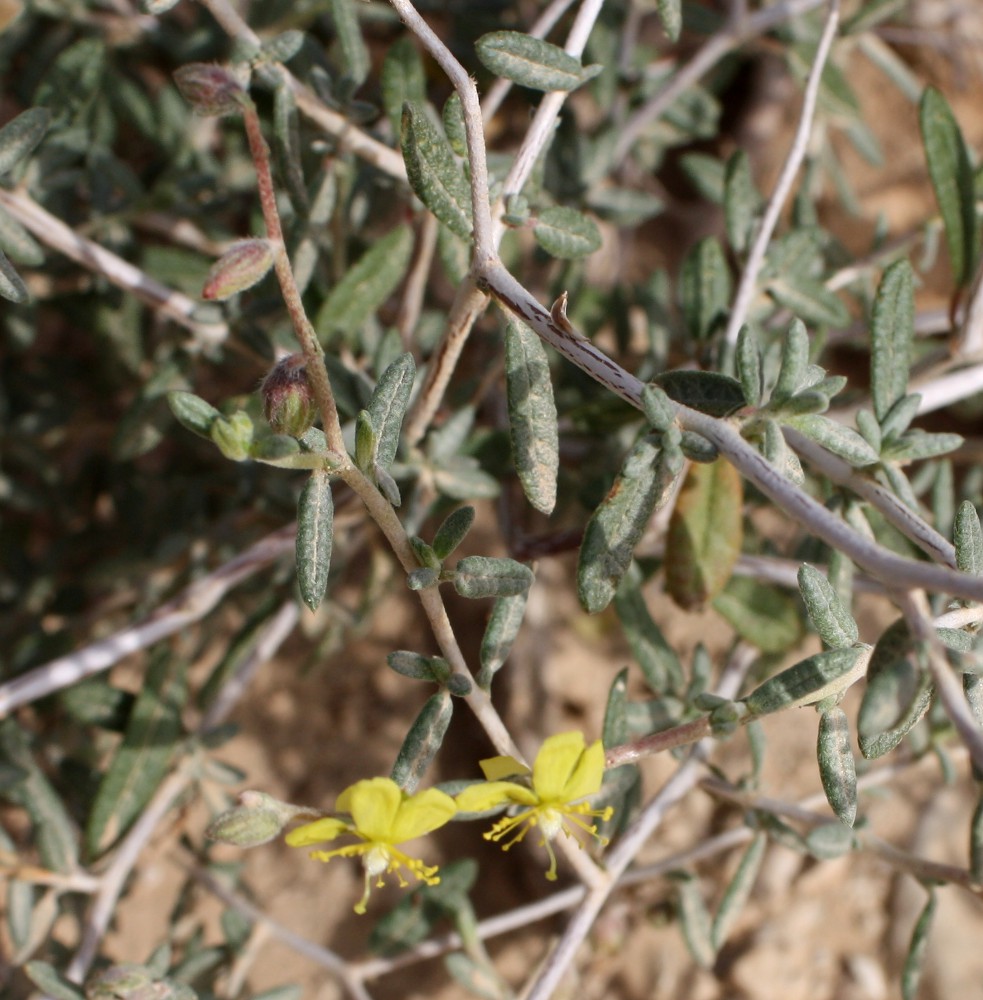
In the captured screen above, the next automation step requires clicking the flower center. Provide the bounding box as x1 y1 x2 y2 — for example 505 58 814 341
363 844 391 877
539 807 563 840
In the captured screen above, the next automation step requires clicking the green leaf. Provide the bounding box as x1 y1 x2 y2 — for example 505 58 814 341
870 259 914 422
505 318 558 513
167 391 220 439
882 430 963 463
454 556 533 599
442 93 467 158
744 647 863 716
0 248 28 303
533 205 602 259
24 962 85 1000
586 186 663 226
766 276 849 328
381 36 425 136
387 651 450 683
805 821 855 860
602 668 630 748
666 459 744 611
656 0 682 42
817 706 857 826
798 564 859 649
432 506 476 561
316 225 414 339
391 693 453 794
478 592 528 689
711 832 767 948
679 236 731 340
785 415 880 467
578 433 684 614
330 0 369 87
651 370 746 417
736 325 762 407
85 649 187 857
880 393 921 442
857 620 933 759
675 873 715 969
0 205 43 266
713 576 803 653
920 87 977 286
296 471 333 612
475 31 600 92
955 501 983 576
366 352 416 472
771 318 810 404
680 430 718 462
0 720 78 874
0 108 50 176
401 102 472 240
901 890 936 1000
613 563 684 694
641 384 676 432
724 150 760 254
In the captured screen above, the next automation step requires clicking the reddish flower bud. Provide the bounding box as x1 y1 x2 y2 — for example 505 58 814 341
173 62 248 117
202 238 275 300
261 354 317 437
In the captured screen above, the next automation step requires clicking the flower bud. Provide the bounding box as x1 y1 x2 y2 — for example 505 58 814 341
261 354 317 437
202 239 275 300
173 63 248 117
206 790 313 848
210 410 254 461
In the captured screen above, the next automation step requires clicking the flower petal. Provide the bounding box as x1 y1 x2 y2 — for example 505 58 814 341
479 754 531 781
456 780 538 813
389 788 457 842
559 738 606 802
285 816 351 847
531 731 588 801
338 778 402 841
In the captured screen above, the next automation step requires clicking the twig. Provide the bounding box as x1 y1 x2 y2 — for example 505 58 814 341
611 0 828 165
898 589 983 774
722 0 842 347
198 0 406 182
65 601 300 984
0 525 295 718
187 861 376 1000
403 0 607 445
912 360 983 416
0 188 227 350
782 425 958 567
395 214 439 349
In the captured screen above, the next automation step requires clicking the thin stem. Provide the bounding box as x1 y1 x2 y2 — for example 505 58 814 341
722 0 842 347
612 0 828 165
242 100 347 458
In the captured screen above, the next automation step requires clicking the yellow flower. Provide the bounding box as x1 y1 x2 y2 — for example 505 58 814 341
285 777 457 913
455 731 614 880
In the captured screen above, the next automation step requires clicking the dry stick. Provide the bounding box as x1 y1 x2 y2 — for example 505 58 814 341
611 0 828 165
0 524 296 718
480 262 983 603
188 863 376 1000
199 0 405 182
898 589 983 774
913 361 983 416
63 600 301 985
722 0 842 348
0 188 228 349
782 426 958 567
402 0 606 445
395 213 439 348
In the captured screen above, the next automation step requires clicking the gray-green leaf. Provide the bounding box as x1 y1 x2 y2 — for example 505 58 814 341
817 706 857 826
454 556 533 599
870 259 914 422
401 102 472 241
533 205 602 259
367 352 415 472
505 318 558 513
0 108 50 176
296 471 333 612
798 564 859 649
475 31 601 92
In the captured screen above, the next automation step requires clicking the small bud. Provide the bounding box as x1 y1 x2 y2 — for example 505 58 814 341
210 410 254 461
173 63 248 117
261 354 317 437
202 239 274 300
206 790 314 848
